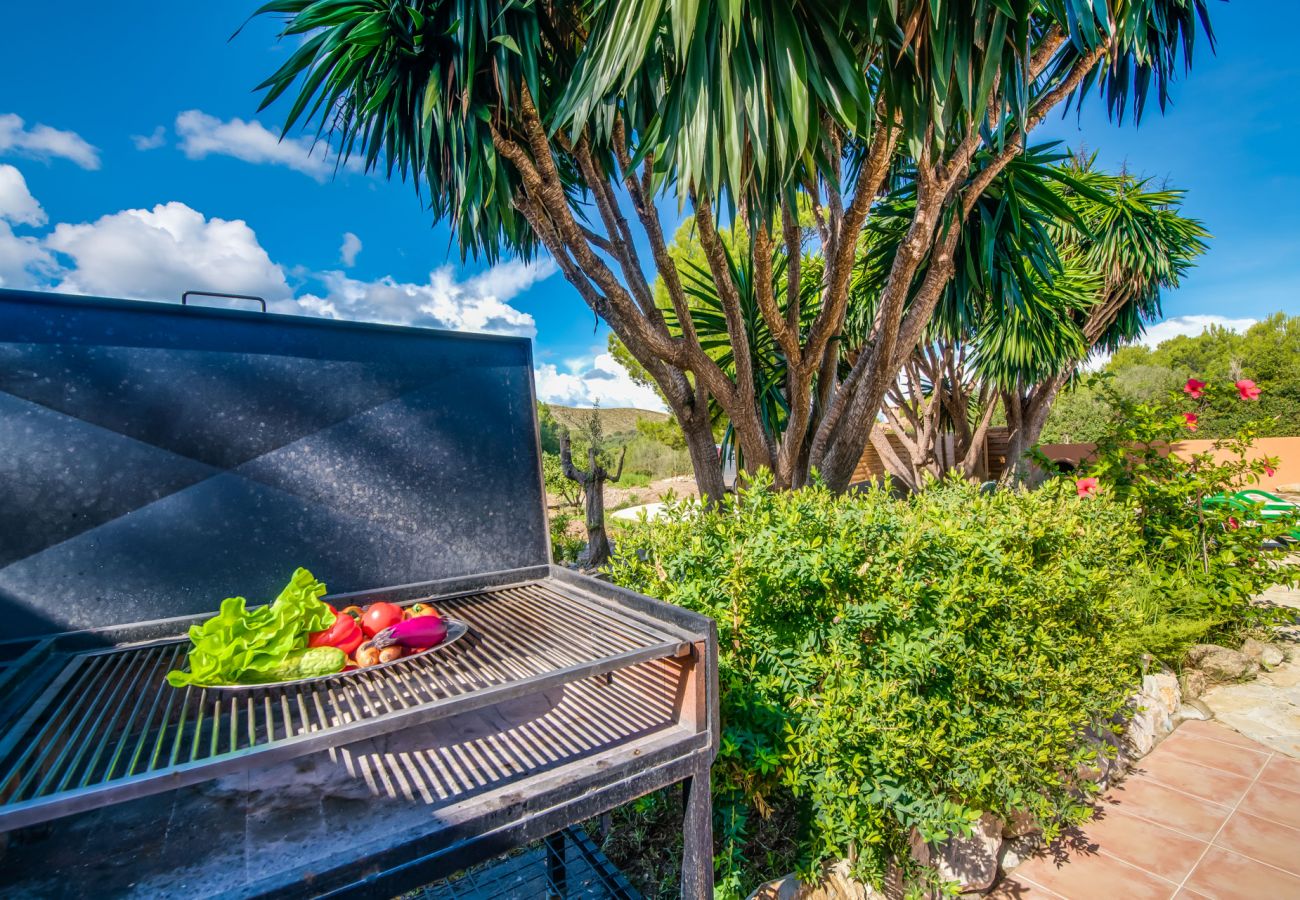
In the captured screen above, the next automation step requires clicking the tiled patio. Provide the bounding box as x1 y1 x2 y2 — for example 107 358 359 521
997 719 1300 899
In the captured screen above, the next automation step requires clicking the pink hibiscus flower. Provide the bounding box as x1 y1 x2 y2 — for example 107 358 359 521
1076 477 1099 498
1182 412 1198 431
1236 379 1261 401
1183 378 1206 399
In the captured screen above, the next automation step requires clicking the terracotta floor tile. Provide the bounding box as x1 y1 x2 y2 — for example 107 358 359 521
1135 753 1255 806
1181 846 1300 900
1074 807 1208 883
988 876 1067 898
1236 779 1300 831
1158 733 1271 780
1102 776 1234 841
1213 810 1300 877
1171 891 1211 899
1258 754 1300 793
1012 847 1177 900
1174 720 1269 751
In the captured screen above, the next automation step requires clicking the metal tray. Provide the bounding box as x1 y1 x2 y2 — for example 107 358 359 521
196 619 470 692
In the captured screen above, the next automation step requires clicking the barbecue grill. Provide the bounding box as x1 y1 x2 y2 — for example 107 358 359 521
0 289 717 898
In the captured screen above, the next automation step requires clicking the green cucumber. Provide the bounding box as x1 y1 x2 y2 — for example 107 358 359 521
243 647 346 683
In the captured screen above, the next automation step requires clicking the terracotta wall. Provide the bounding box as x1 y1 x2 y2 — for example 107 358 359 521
854 434 1300 491
1038 436 1300 492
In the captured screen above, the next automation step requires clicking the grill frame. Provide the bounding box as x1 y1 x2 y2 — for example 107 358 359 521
0 289 718 898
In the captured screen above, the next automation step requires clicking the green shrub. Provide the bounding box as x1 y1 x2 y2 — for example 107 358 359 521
548 508 585 563
610 476 1146 896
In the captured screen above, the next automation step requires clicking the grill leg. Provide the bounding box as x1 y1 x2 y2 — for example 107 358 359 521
545 830 568 899
680 764 714 900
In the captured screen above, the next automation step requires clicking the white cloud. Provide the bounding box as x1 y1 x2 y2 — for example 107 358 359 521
535 352 666 411
175 110 358 182
0 114 100 170
281 258 553 336
131 126 167 151
45 202 292 302
0 221 54 289
339 231 362 266
3 179 547 341
1138 314 1259 348
0 164 46 226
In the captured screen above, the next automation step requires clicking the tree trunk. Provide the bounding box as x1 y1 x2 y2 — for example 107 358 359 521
666 386 725 505
680 411 725 503
1002 372 1068 486
559 431 626 568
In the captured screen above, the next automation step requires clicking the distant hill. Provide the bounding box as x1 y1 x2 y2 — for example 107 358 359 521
545 404 669 436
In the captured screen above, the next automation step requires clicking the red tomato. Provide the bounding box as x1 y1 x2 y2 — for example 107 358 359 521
361 602 404 637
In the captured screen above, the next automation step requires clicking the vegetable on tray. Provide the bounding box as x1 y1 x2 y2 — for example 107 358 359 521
166 568 452 688
371 615 448 651
166 568 339 688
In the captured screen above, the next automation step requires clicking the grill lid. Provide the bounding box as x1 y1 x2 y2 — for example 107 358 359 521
0 288 550 638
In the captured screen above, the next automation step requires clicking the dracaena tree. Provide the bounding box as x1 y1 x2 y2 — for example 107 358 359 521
849 150 1206 488
998 158 1210 473
251 0 1215 499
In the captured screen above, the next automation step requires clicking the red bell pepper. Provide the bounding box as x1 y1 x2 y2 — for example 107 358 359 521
308 611 364 656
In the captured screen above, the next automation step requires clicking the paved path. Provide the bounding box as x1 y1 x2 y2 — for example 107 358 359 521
997 720 1300 899
1200 581 1300 758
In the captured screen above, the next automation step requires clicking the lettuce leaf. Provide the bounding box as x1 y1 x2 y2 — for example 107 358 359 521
166 568 336 687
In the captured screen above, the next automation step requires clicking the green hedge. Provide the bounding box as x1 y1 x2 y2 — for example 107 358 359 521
610 477 1148 895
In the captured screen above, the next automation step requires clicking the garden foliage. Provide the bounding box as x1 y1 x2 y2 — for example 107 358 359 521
611 476 1147 895
608 373 1296 894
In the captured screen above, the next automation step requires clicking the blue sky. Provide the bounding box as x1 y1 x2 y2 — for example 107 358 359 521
1 1 1295 408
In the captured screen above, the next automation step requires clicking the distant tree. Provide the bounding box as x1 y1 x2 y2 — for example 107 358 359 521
1044 313 1300 441
635 415 687 451
537 402 563 454
559 410 625 567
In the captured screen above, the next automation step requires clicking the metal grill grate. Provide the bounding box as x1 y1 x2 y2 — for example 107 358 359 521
0 580 691 830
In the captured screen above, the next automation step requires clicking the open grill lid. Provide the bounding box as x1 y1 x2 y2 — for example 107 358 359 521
0 288 550 639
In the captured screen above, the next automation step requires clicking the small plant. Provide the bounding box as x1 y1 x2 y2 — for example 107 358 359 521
547 508 586 564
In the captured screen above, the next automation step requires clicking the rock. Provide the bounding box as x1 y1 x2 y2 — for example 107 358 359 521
801 860 881 900
1180 669 1208 701
1143 672 1181 714
1124 672 1180 757
1001 809 1041 839
1186 644 1260 683
748 861 884 900
912 812 1003 893
749 874 801 900
1176 699 1214 721
1125 706 1158 757
999 834 1044 872
1241 638 1285 670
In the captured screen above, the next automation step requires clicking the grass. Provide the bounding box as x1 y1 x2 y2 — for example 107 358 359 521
591 787 803 898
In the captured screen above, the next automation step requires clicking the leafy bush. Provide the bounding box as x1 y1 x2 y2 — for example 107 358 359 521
1068 374 1299 661
548 508 586 563
610 475 1147 896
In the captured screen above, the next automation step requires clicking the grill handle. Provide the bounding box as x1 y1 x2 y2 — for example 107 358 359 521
180 290 267 312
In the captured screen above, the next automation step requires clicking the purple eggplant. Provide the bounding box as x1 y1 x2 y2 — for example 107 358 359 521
370 614 448 650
